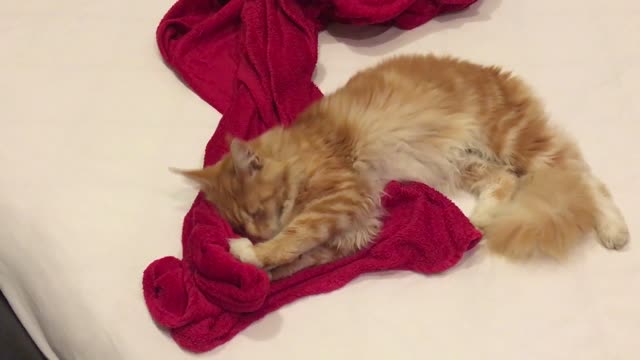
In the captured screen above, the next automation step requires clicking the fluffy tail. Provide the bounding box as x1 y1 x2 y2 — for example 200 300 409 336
483 167 598 259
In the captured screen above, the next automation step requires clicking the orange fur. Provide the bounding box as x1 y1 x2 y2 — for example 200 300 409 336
178 55 629 279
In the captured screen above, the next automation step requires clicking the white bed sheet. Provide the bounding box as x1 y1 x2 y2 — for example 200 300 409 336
1 1 639 359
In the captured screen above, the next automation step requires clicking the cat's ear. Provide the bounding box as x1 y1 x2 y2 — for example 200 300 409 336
229 138 263 177
224 133 234 147
170 167 216 189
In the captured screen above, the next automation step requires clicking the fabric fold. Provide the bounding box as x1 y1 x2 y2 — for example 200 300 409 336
144 0 480 353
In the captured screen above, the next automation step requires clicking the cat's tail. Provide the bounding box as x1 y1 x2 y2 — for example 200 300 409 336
482 167 629 259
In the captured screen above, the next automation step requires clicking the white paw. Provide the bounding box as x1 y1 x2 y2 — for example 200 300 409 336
228 238 263 267
469 197 499 230
469 210 494 230
597 222 630 250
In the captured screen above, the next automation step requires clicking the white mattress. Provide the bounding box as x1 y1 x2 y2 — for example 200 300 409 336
1 1 639 359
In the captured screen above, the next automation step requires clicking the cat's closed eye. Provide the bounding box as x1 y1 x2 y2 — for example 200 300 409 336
250 208 265 220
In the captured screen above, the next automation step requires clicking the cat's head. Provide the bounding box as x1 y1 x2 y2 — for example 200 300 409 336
175 137 294 241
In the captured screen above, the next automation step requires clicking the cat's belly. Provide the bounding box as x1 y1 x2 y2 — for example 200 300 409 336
356 141 462 194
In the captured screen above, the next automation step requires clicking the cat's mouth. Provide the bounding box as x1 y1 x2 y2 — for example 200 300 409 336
235 223 282 243
238 230 270 243
250 235 268 243
253 228 283 243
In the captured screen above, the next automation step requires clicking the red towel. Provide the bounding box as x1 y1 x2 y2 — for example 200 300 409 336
143 0 480 353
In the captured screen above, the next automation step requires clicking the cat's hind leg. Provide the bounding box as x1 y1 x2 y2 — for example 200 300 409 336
588 176 630 250
461 163 518 230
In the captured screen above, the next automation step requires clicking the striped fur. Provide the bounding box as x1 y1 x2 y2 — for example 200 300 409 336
179 55 629 279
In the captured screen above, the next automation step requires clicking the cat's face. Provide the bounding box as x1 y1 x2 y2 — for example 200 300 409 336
177 138 293 241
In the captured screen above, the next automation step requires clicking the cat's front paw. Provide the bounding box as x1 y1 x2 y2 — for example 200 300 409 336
228 238 264 267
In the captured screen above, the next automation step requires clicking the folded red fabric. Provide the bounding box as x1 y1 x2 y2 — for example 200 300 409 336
143 0 480 353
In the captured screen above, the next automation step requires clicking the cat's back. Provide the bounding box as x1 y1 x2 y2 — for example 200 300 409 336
278 55 516 151
307 55 542 188
320 54 542 152
342 54 534 118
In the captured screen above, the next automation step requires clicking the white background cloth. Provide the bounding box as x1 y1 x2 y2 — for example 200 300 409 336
1 1 638 359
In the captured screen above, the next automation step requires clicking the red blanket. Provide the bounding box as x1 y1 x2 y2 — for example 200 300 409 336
143 0 480 353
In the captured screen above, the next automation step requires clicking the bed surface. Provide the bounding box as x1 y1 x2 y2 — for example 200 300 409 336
1 1 639 359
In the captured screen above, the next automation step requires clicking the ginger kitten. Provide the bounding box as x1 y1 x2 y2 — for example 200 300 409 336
178 54 629 280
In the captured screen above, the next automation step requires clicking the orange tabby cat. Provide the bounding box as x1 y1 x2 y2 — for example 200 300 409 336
177 54 629 280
